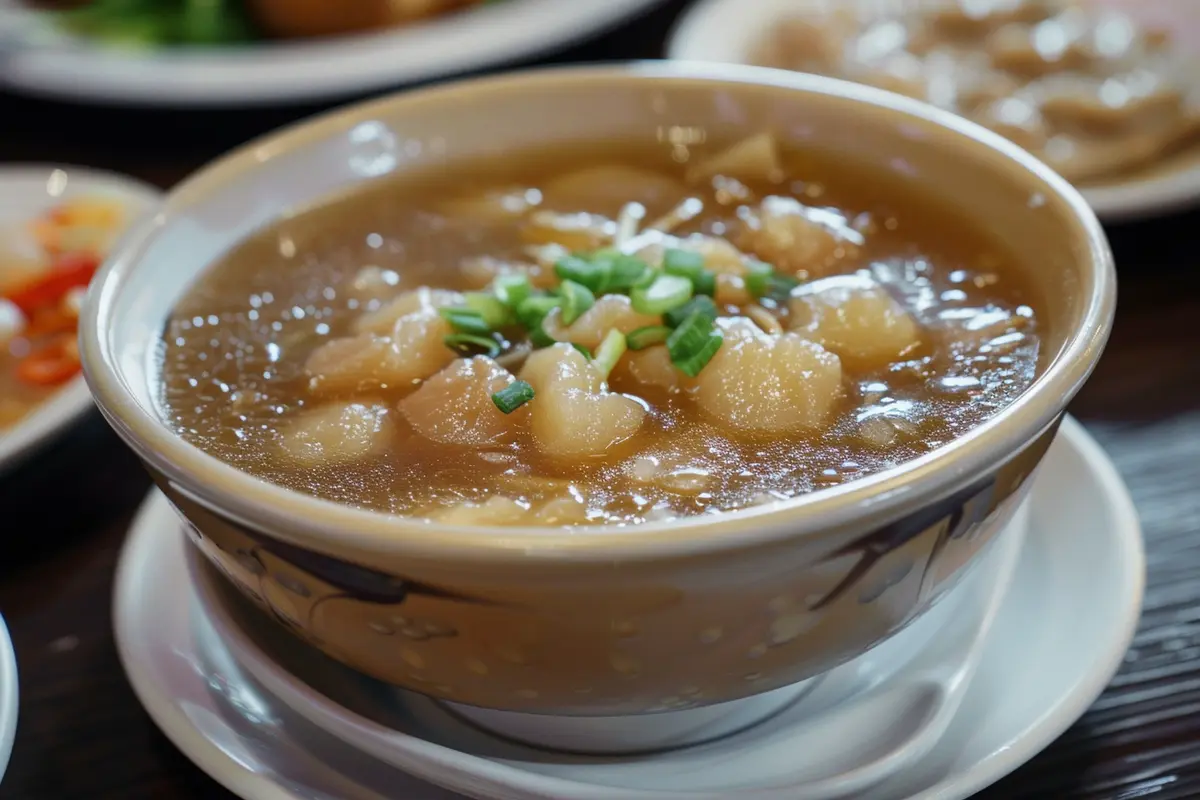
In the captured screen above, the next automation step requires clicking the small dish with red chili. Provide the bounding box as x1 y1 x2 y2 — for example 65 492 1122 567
0 165 159 470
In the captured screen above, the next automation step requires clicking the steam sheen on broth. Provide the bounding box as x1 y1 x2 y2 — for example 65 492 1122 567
157 135 1041 527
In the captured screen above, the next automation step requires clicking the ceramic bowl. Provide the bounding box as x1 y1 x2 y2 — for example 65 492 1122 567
80 63 1115 717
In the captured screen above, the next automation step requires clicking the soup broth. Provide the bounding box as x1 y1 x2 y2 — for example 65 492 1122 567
158 136 1042 526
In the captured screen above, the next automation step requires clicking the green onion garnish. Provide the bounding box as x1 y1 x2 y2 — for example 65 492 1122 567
663 248 705 275
626 325 672 350
663 295 719 328
744 261 800 301
444 333 502 358
492 380 535 414
560 280 596 326
608 255 654 290
439 307 491 335
555 255 609 293
515 296 562 348
662 248 716 297
494 273 533 309
571 343 593 359
667 313 724 377
592 329 628 380
464 292 513 328
744 261 774 298
516 296 561 328
631 274 693 315
765 274 801 301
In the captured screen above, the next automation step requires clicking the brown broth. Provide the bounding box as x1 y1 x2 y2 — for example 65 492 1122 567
157 140 1041 525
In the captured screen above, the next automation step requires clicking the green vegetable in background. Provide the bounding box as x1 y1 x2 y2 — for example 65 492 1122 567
58 0 258 48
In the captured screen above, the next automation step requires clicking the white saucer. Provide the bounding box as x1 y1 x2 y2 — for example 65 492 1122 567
666 0 1200 221
0 614 17 785
113 416 1144 800
0 164 161 473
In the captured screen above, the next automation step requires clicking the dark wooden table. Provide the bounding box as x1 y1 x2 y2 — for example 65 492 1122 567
2 2 1199 798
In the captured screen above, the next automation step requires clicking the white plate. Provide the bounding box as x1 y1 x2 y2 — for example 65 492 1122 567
0 165 161 473
665 0 1200 221
0 0 668 108
0 615 17 785
113 416 1144 800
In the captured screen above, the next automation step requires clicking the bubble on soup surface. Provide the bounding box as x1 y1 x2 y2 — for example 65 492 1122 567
737 196 864 277
306 310 455 393
353 287 464 335
519 344 646 459
694 317 842 437
279 402 393 467
400 357 525 446
790 273 922 370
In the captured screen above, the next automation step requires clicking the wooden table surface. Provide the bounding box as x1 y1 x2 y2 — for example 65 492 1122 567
2 2 1199 798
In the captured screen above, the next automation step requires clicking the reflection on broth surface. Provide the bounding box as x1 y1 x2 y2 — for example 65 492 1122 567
158 136 1041 526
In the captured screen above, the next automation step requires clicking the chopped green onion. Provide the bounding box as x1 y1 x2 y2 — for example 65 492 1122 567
744 261 800 300
515 296 562 348
559 280 596 326
439 307 491 335
667 313 724 377
631 274 693 315
661 249 715 296
516 296 561 328
493 274 533 310
626 325 672 350
570 343 593 359
663 295 719 328
464 292 513 328
766 273 801 300
592 329 628 380
608 255 654 290
692 270 717 297
555 255 609 293
444 333 502 358
744 261 775 298
663 248 705 275
492 380 535 414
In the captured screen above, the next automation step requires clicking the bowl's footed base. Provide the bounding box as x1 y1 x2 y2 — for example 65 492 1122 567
439 679 815 755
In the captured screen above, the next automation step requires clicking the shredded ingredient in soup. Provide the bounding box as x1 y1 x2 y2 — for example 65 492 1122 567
753 0 1200 184
158 135 1042 526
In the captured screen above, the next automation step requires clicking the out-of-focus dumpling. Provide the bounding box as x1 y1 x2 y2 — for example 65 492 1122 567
399 356 525 446
790 273 921 370
519 344 645 459
693 317 842 436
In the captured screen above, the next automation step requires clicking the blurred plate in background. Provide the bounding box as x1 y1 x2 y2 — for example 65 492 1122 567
0 0 668 107
667 0 1200 222
0 165 160 474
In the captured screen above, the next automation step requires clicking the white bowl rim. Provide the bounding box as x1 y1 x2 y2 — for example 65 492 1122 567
80 61 1117 563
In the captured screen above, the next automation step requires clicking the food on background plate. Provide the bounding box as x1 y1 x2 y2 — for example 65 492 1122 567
45 0 494 48
0 197 127 430
753 0 1200 185
158 133 1042 527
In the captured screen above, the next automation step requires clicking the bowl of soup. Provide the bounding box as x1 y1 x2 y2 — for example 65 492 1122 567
80 63 1114 717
